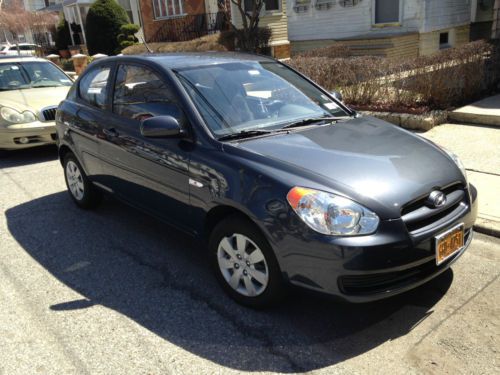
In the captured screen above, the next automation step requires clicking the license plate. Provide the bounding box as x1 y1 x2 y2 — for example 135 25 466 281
435 223 465 265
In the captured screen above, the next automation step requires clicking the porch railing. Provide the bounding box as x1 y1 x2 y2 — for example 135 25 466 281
148 12 231 43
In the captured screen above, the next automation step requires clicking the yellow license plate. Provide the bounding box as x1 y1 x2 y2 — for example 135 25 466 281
435 224 464 265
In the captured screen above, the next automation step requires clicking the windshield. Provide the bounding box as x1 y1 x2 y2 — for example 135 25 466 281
175 61 349 137
0 61 72 91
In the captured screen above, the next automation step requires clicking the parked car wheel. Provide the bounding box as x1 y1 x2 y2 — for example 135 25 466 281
63 153 101 209
209 215 285 308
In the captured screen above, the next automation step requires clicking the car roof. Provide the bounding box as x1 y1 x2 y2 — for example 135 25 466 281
100 52 276 70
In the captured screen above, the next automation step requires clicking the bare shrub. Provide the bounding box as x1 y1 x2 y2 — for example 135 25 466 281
123 33 227 55
296 43 351 59
288 40 498 111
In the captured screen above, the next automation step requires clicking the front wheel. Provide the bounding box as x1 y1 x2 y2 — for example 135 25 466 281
209 215 286 308
63 153 101 209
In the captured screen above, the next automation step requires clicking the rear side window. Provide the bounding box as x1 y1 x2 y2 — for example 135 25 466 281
79 66 111 109
112 64 182 123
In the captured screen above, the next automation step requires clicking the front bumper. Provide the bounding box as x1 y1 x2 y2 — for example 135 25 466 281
275 184 478 302
0 121 56 150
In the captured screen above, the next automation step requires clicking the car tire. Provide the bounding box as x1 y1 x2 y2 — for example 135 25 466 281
63 153 101 209
209 215 286 308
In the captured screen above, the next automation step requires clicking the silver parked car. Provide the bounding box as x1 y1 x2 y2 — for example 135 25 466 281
0 56 72 151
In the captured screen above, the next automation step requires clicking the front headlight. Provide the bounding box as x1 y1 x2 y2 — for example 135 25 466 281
287 187 380 236
0 107 37 124
440 147 467 181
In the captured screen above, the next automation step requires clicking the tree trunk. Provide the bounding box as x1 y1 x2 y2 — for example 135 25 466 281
493 0 500 39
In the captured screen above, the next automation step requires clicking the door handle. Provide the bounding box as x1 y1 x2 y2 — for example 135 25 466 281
103 128 118 137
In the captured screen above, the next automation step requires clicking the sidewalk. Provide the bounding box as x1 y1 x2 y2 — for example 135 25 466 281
448 94 500 127
421 122 500 237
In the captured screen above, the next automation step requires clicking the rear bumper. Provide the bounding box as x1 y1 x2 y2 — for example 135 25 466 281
274 184 478 302
0 121 56 150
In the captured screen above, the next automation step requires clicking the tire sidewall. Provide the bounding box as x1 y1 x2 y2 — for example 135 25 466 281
63 153 99 208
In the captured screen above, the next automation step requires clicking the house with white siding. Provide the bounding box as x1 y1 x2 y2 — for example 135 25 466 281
288 0 490 58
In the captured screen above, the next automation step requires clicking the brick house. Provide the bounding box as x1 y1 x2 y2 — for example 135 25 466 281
139 0 291 58
140 0 232 43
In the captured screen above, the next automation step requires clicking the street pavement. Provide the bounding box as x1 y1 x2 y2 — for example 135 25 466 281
0 146 499 375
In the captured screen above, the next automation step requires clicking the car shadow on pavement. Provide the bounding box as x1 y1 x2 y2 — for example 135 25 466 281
0 145 58 168
6 191 453 373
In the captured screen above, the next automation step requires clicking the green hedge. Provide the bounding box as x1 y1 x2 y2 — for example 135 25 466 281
86 0 129 55
55 15 72 51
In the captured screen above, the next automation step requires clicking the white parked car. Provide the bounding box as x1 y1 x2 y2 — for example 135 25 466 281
0 43 39 56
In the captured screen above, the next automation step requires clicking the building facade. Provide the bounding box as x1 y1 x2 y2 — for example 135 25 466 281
287 0 491 58
230 0 290 58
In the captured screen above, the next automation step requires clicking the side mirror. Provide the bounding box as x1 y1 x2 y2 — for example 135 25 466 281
330 90 343 102
140 115 183 138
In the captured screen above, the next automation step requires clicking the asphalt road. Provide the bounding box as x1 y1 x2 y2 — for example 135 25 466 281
1 146 499 375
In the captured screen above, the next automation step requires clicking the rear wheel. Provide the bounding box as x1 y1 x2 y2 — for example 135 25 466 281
63 153 101 209
209 215 285 308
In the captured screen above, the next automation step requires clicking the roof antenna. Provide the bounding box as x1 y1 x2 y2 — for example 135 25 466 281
140 36 153 54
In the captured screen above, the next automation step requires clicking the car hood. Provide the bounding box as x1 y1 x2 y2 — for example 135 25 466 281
0 86 69 113
235 116 464 219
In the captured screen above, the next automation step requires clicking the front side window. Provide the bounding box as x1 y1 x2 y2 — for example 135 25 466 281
79 66 111 109
0 62 72 91
152 0 185 19
374 0 400 24
244 0 280 12
113 64 182 123
176 61 348 138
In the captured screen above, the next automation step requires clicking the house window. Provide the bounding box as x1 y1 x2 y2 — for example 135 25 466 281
374 0 400 24
316 0 334 10
265 0 280 11
153 0 185 20
244 0 281 12
439 32 450 49
294 0 310 12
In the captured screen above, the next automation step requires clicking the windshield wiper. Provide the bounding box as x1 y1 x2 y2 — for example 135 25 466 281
30 84 62 88
281 116 349 130
218 129 274 141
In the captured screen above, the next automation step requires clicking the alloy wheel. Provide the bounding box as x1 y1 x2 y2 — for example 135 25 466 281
66 160 85 201
217 233 269 297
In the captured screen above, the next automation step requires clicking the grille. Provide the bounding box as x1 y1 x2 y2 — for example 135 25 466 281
41 106 57 122
401 184 468 235
338 229 471 296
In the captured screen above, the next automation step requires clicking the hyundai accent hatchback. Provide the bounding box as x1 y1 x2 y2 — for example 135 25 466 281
56 53 477 307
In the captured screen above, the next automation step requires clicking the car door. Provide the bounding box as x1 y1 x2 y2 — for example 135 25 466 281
98 62 193 232
62 63 114 178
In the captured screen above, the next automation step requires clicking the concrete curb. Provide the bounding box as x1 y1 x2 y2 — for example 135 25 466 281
474 218 500 238
361 110 449 131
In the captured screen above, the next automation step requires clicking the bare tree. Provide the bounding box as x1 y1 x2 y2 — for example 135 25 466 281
217 0 270 52
0 0 57 51
493 0 500 39
230 0 264 34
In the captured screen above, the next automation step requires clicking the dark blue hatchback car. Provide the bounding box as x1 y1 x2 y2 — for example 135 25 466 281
56 53 477 307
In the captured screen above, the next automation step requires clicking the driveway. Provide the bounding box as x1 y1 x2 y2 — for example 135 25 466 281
1 146 499 375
